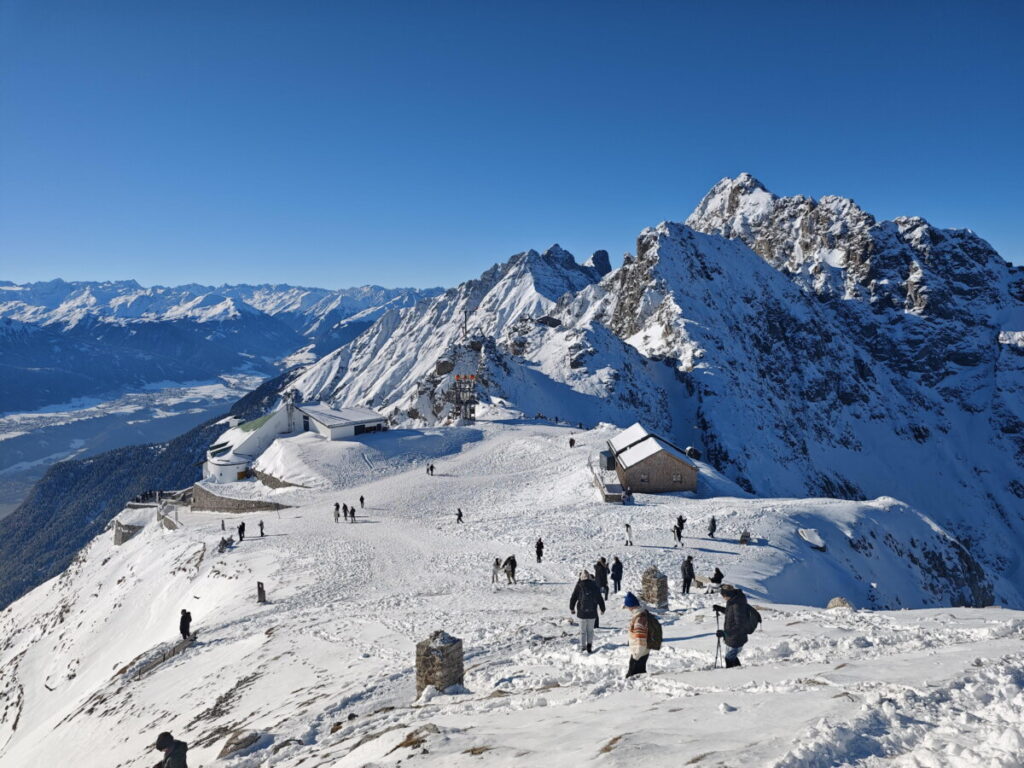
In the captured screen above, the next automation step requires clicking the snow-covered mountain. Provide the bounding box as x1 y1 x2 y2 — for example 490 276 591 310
0 281 440 411
1 422 1021 767
288 176 1024 604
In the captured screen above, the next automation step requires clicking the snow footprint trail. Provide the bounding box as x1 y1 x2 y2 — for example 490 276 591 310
772 653 1024 767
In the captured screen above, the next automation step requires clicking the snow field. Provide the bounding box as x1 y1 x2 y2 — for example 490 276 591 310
1 421 1022 767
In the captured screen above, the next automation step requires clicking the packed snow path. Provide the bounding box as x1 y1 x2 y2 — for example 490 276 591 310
1 422 1022 767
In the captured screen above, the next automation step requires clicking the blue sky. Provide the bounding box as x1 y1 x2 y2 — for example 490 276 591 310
1 1 1021 289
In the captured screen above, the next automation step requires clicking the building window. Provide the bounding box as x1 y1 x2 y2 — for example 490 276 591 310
672 473 683 483
639 472 649 483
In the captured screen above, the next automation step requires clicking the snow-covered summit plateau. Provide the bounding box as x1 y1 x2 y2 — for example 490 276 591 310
2 422 1022 766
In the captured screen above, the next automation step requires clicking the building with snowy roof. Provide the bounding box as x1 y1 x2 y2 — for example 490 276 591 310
203 399 386 483
605 423 698 493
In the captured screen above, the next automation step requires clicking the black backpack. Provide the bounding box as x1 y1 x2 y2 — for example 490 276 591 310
744 604 762 634
645 611 663 651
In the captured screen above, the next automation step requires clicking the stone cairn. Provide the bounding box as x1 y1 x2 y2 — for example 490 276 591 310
641 566 669 609
827 596 853 610
415 630 464 696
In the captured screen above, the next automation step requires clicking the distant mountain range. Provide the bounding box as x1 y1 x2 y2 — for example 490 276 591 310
0 281 441 412
3 173 1022 612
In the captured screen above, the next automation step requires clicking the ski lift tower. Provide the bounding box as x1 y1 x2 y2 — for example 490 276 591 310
448 374 478 422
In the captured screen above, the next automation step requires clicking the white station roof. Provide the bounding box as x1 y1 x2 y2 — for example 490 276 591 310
608 422 650 454
297 403 386 428
616 436 694 470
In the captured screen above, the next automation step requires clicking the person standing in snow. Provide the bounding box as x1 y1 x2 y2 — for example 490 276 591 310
569 437 576 449
535 538 544 563
714 585 750 668
333 507 340 523
681 555 695 594
708 516 717 539
179 609 192 641
610 556 623 593
570 570 605 654
677 514 686 533
456 508 464 524
237 522 245 542
492 557 502 584
258 520 264 537
153 731 188 768
624 522 633 546
349 505 356 523
623 592 649 678
502 555 517 584
593 557 610 600
360 495 365 509
672 522 682 547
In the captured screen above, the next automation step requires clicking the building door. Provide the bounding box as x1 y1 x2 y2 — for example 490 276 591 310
303 415 310 432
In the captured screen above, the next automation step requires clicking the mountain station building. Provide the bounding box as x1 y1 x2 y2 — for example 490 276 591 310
203 399 386 483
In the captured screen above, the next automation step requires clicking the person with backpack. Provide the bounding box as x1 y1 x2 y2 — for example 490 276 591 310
713 584 759 667
610 556 623 593
593 557 610 600
535 537 544 563
179 609 192 641
623 592 661 677
681 555 695 594
708 516 717 538
502 555 517 584
569 570 606 653
153 731 188 768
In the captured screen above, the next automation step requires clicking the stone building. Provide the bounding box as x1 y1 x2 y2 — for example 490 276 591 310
606 423 698 493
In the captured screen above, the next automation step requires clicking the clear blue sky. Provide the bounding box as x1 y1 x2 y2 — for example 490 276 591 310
1 0 1021 289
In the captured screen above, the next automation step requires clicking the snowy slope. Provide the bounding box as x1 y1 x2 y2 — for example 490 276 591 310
1 422 1021 767
282 176 1024 607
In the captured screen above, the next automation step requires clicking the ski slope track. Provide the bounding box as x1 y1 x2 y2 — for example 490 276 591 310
1 422 1022 767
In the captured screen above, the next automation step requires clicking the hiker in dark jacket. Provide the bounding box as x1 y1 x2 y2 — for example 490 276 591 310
179 609 192 640
258 520 264 537
677 514 686 532
360 495 365 508
502 555 517 584
610 556 623 593
569 570 606 653
237 522 245 542
714 585 750 667
569 437 576 448
456 508 463 523
593 557 610 600
153 731 188 768
535 537 544 563
710 567 724 585
681 556 695 594
672 522 682 547
708 516 717 538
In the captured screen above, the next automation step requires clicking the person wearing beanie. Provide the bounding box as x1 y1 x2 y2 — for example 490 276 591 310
713 584 750 668
570 570 605 653
153 731 188 768
623 592 649 677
